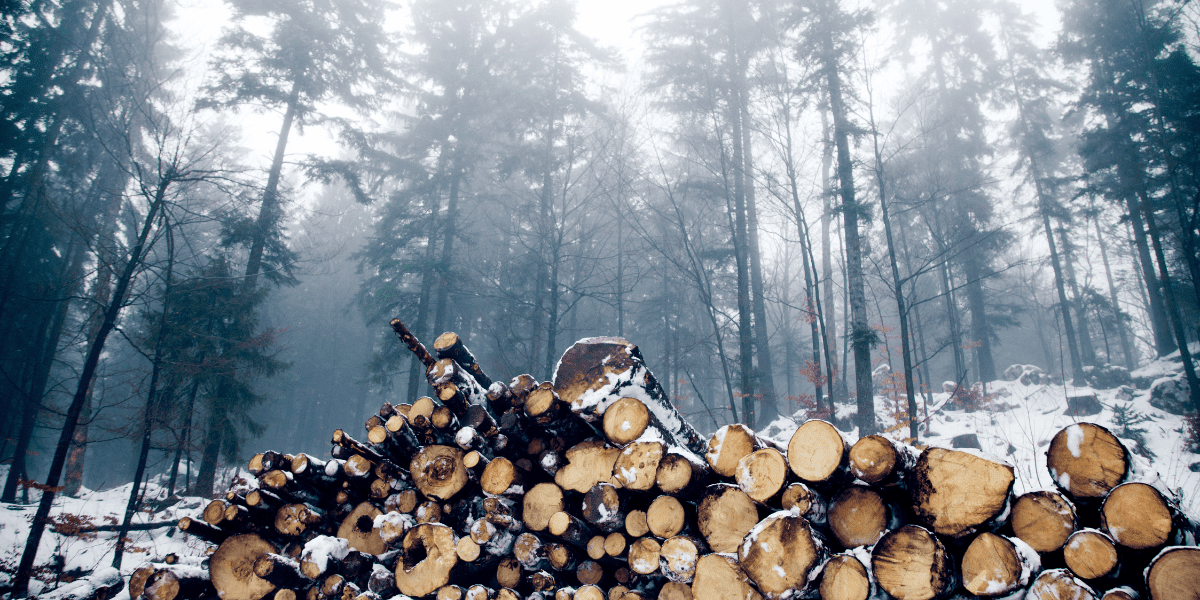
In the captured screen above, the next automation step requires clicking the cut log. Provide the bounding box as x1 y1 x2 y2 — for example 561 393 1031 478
779 483 827 526
603 397 653 445
660 536 701 583
434 332 493 389
910 447 1014 538
578 561 605 586
848 435 916 487
629 538 662 575
143 567 214 600
1145 546 1200 600
556 439 620 493
466 585 495 600
587 536 607 560
275 503 326 537
1063 529 1118 580
819 554 872 600
705 425 765 478
550 511 600 549
545 541 578 571
179 516 231 545
1010 490 1077 553
735 448 789 504
205 500 231 526
1026 569 1097 600
254 554 309 589
515 532 550 571
1046 423 1129 500
415 500 442 524
647 496 687 539
211 534 280 600
613 441 664 491
696 484 759 554
828 486 892 548
395 523 459 598
337 502 386 556
870 525 955 600
736 510 825 600
1100 482 1174 550
333 430 386 465
582 483 625 533
438 585 465 600
481 457 525 497
604 532 627 557
410 445 469 502
577 585 606 600
495 557 521 589
656 453 712 497
960 533 1038 597
530 571 557 592
524 482 566 532
553 337 706 455
690 554 762 600
786 420 850 487
625 510 650 538
1102 588 1139 600
658 583 691 600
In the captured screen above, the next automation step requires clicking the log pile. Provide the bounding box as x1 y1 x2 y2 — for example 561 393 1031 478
152 321 1200 600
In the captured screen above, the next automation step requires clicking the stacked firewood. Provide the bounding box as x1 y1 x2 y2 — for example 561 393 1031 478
139 320 1200 600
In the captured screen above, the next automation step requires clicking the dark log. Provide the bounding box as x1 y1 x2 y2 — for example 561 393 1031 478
434 332 494 389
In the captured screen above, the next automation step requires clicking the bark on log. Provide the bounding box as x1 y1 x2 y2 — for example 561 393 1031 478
1063 529 1118 580
582 483 625 533
1011 490 1077 553
736 510 825 600
178 516 231 545
391 319 436 369
779 483 827 526
553 338 706 455
1046 423 1129 500
1145 546 1200 600
254 554 309 589
211 534 280 600
550 511 600 549
434 332 493 389
910 447 1014 538
870 525 955 600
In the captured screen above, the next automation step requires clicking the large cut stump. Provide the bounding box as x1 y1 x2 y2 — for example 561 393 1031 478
691 554 763 600
395 523 459 598
870 525 955 600
1046 423 1129 499
1011 490 1077 553
910 448 1013 537
736 511 826 599
1145 546 1200 600
210 534 279 600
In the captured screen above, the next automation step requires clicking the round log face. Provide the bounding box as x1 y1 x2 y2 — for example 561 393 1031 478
604 397 651 445
629 538 662 575
1011 491 1076 553
411 445 469 501
556 440 620 493
482 457 519 496
820 555 870 600
1146 547 1200 600
692 554 763 600
786 420 845 483
871 525 953 600
1026 569 1097 600
697 485 760 553
910 448 1014 537
1046 423 1128 499
829 486 889 548
395 523 459 598
648 496 686 539
656 454 694 495
707 425 758 478
737 512 822 600
849 435 897 485
1101 482 1173 550
780 483 817 514
525 483 566 531
1063 530 1117 580
615 442 664 491
577 586 605 600
659 582 693 600
661 537 700 583
211 534 280 600
961 533 1022 597
736 449 788 503
338 502 386 555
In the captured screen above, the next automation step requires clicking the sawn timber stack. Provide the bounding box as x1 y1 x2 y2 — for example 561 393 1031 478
159 319 1200 600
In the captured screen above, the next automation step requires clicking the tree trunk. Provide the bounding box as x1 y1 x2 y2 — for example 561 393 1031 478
12 170 172 597
1059 228 1098 366
821 15 874 434
819 105 839 400
243 77 301 292
962 252 997 383
1093 209 1137 369
167 377 201 496
740 95 778 425
1140 198 1200 411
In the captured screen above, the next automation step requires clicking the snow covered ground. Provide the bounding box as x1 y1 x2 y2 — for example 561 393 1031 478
1 352 1197 595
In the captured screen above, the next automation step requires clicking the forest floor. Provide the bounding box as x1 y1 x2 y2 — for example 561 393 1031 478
1 351 1197 596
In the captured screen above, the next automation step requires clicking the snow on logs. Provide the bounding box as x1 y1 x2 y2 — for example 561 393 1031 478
172 323 1200 600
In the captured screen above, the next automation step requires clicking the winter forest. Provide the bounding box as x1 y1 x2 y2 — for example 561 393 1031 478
3 0 1200 585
